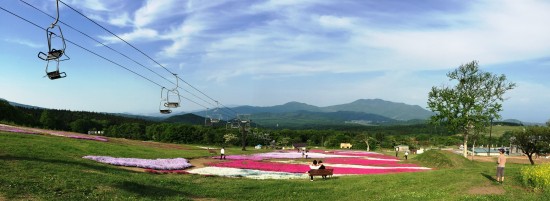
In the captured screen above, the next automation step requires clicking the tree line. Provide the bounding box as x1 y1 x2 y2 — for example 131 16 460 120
3 99 547 158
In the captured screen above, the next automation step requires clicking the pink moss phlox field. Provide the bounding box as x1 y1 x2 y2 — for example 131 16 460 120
323 158 419 167
0 124 40 135
332 167 427 175
68 135 108 142
310 149 398 159
83 156 193 170
219 151 361 160
210 160 309 173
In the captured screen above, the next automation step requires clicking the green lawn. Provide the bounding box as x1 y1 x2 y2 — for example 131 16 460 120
1 131 547 201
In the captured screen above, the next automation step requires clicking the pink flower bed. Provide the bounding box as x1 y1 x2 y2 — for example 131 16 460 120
1 123 108 142
68 135 108 142
323 158 419 167
83 156 193 170
220 151 361 160
310 149 398 159
332 167 427 174
209 159 428 175
0 124 40 135
210 160 309 173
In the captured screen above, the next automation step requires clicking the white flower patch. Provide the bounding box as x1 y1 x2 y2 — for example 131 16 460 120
321 163 432 170
187 167 308 180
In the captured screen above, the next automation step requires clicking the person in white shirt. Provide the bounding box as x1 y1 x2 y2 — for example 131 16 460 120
307 160 320 181
220 147 226 160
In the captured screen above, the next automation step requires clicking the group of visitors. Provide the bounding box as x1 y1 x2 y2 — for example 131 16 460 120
307 159 326 181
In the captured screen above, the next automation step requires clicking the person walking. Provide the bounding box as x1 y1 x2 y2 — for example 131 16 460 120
220 147 226 160
404 151 409 160
496 149 507 184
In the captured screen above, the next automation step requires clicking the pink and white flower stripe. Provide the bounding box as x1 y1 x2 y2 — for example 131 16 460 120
209 160 309 173
0 124 40 135
220 151 361 160
322 158 414 167
1 123 108 142
187 167 306 180
83 156 193 170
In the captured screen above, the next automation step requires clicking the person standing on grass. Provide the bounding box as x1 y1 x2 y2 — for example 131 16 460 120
496 149 507 184
220 147 226 160
405 151 409 160
395 147 399 157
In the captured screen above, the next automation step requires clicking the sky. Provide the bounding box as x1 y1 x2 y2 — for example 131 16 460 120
1 0 549 123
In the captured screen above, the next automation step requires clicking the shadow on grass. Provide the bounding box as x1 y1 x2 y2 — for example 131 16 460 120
481 173 496 182
114 181 190 198
0 155 125 173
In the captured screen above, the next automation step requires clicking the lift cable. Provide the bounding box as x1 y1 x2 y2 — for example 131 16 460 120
0 5 209 110
20 0 218 111
57 0 238 117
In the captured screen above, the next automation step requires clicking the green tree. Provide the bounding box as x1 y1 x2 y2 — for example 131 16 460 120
511 126 550 165
427 61 516 157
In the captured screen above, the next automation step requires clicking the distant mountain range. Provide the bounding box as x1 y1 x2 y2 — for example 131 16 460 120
4 97 535 128
202 99 433 119
184 99 436 127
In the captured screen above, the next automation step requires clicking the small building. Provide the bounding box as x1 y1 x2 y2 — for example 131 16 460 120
340 143 352 149
394 145 409 152
469 147 507 156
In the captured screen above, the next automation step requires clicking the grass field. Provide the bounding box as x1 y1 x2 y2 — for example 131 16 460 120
1 131 548 201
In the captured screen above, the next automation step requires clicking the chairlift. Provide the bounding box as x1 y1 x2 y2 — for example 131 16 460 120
210 101 221 123
159 87 172 114
204 108 212 126
164 89 181 108
231 120 240 129
164 74 181 108
211 114 222 123
38 0 69 80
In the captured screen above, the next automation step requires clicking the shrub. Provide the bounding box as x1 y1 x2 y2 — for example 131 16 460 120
521 164 550 192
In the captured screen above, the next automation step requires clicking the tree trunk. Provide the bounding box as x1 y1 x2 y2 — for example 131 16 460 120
471 140 476 161
364 139 370 152
241 126 247 151
527 153 535 165
463 134 469 158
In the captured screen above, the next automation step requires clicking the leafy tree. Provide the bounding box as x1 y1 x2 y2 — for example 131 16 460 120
511 127 550 165
427 61 516 157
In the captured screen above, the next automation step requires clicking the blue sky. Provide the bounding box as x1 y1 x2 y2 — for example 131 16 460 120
1 0 549 123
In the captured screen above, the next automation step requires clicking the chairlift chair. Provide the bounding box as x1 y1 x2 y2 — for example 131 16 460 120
164 89 181 108
38 0 69 80
159 87 172 114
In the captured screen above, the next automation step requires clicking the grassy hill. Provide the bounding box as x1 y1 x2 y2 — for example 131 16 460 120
1 130 547 200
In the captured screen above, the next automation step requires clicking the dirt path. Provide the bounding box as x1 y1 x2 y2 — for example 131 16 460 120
468 154 550 164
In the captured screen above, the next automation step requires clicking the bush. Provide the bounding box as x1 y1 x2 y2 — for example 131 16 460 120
521 164 550 192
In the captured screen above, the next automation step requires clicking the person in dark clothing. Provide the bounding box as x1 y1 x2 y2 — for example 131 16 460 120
318 160 327 179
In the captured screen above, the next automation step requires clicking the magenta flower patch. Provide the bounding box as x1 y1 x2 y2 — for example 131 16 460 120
210 160 310 173
323 158 419 167
68 135 108 142
0 124 40 135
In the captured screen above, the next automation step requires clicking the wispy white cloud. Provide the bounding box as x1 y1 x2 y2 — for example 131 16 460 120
4 38 43 49
99 28 158 44
133 0 186 28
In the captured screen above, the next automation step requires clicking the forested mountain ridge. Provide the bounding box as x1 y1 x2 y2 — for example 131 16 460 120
196 99 433 121
322 99 433 120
